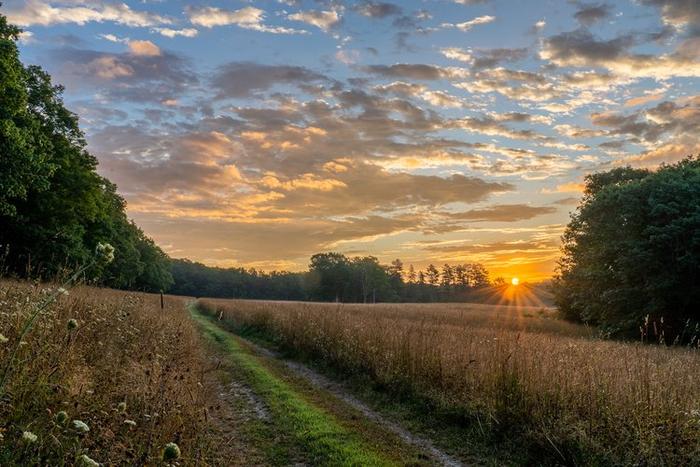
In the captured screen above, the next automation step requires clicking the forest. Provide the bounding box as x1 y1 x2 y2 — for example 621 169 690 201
169 254 492 303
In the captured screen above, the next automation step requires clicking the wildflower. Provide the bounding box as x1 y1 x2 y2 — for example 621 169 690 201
55 411 69 424
22 431 37 444
162 442 181 461
0 334 8 344
77 454 100 466
123 419 136 428
72 420 90 433
117 401 127 412
67 319 78 331
95 242 115 264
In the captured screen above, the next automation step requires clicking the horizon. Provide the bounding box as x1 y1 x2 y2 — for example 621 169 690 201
5 0 700 281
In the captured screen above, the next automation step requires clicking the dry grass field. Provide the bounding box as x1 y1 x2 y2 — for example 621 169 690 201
198 295 700 465
0 281 223 465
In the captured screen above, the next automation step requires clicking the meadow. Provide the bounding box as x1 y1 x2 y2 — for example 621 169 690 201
198 294 700 465
0 281 227 465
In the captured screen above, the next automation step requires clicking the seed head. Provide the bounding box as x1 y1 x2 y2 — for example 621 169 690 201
95 242 115 264
123 419 136 428
72 420 90 433
162 442 181 461
55 411 69 424
77 454 100 466
22 431 38 444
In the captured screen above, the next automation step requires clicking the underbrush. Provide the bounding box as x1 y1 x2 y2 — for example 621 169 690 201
0 281 216 465
197 298 700 466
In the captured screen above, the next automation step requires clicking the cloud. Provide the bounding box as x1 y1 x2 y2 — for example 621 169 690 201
362 64 448 80
211 62 330 98
440 47 528 69
444 204 557 222
50 45 196 102
441 47 472 63
640 0 700 36
5 0 171 27
441 15 495 32
573 2 612 26
188 6 305 34
355 2 402 18
541 182 585 194
540 29 700 78
152 28 198 38
127 40 161 57
287 9 340 32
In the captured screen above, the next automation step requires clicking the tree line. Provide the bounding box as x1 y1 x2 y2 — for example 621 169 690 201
169 253 492 303
0 13 172 292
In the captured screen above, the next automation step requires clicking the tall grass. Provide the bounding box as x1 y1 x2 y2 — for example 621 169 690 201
0 281 215 465
198 298 700 465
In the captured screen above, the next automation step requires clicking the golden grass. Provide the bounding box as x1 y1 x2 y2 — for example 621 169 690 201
199 298 700 464
0 281 216 465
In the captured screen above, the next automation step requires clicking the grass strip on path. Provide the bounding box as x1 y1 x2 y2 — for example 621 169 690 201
190 305 405 467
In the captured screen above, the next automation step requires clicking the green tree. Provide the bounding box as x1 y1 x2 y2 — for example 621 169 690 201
0 11 172 292
0 16 53 216
554 157 700 340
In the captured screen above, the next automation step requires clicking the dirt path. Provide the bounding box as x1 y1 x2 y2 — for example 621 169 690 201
244 337 465 467
191 304 469 466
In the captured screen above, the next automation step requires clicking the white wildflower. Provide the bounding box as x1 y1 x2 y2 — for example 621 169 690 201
77 454 100 466
72 420 90 433
0 334 8 344
22 431 37 444
95 242 115 264
123 419 136 427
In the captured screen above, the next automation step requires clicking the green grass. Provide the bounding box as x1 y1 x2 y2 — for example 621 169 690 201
190 305 416 467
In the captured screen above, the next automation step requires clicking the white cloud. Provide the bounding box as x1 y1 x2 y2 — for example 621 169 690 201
188 6 306 34
288 10 340 32
128 40 161 57
440 47 472 63
6 0 171 27
152 28 198 38
441 15 495 32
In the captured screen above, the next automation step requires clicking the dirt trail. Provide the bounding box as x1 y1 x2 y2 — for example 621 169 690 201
241 336 465 467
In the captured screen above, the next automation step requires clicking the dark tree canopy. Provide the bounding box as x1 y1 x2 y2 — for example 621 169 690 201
554 157 700 341
0 12 172 292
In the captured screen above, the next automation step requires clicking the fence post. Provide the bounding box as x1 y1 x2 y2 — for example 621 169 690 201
160 291 164 310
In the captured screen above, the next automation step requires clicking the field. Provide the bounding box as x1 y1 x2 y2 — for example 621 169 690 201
3 278 699 466
197 295 700 465
0 281 237 465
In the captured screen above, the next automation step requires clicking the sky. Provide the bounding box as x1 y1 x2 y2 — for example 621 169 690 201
5 0 700 281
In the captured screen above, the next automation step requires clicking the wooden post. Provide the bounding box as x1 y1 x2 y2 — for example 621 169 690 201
160 291 164 310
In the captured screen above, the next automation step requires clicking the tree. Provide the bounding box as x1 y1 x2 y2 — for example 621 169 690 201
308 252 351 301
425 264 440 286
407 264 416 284
553 157 700 340
0 15 53 216
467 263 490 288
0 11 172 292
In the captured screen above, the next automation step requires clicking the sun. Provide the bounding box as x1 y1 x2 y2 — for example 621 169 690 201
511 277 520 286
